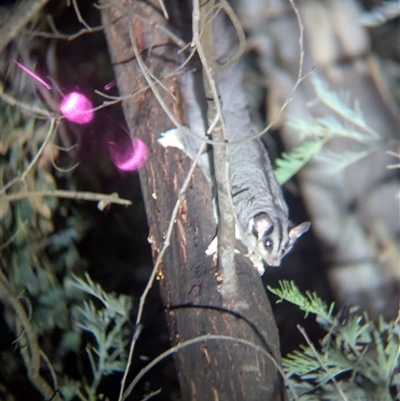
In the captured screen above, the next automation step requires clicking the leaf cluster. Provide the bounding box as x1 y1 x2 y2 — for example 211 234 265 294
1 67 132 401
0 94 87 336
274 74 384 184
59 274 132 401
268 281 399 400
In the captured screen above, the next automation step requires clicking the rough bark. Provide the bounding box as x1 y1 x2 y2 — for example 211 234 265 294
100 1 286 400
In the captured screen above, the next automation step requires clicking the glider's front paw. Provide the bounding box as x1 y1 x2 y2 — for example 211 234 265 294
206 236 218 264
157 128 184 150
245 251 265 276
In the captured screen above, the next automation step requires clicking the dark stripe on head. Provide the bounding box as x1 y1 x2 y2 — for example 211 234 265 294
254 222 274 238
265 224 274 236
276 219 282 248
253 212 275 238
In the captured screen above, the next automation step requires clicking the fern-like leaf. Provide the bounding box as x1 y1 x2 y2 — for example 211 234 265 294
283 345 322 377
274 139 325 184
69 273 131 318
315 145 379 174
267 280 334 325
278 73 385 183
271 280 399 401
372 317 400 386
310 74 379 139
69 273 132 398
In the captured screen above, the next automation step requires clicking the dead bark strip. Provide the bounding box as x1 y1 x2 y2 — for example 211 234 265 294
100 1 286 400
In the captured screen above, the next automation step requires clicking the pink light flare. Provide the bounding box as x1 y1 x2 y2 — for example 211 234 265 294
109 137 148 172
14 60 51 90
104 80 115 91
60 92 94 124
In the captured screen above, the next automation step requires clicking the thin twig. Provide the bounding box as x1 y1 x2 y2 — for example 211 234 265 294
386 150 400 169
217 0 246 67
1 189 131 206
0 83 53 118
39 350 59 395
21 117 57 182
72 0 92 31
93 63 186 106
0 177 20 196
140 389 162 401
192 0 237 292
24 25 104 41
157 0 168 20
51 159 80 174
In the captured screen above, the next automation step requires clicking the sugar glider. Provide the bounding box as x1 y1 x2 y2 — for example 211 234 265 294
159 12 309 275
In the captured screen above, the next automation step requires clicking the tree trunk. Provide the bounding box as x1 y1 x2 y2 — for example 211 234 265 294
100 1 286 400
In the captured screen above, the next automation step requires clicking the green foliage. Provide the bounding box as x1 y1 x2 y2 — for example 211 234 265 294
1 109 84 337
1 72 132 400
268 280 335 325
70 273 132 318
275 139 326 185
310 75 377 138
267 281 399 400
274 74 384 184
59 274 132 400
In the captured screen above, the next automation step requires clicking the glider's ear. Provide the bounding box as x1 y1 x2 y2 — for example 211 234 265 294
289 221 311 241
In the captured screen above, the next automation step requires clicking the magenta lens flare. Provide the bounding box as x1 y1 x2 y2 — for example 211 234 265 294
110 138 148 172
104 80 115 91
14 60 52 90
60 92 94 124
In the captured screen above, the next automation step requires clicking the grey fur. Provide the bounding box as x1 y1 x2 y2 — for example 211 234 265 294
218 59 309 271
158 14 310 274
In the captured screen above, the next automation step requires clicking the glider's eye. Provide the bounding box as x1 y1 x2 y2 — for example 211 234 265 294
264 238 273 250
